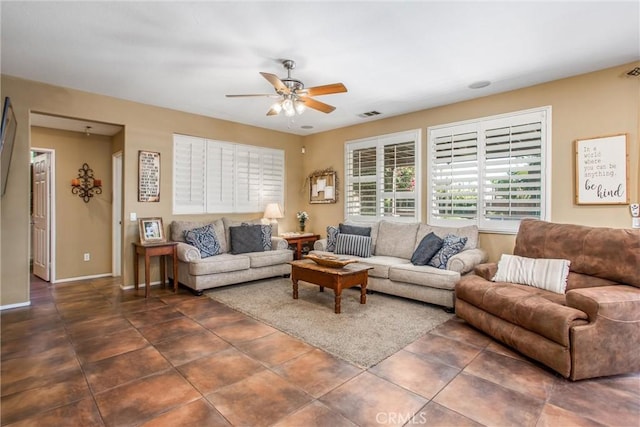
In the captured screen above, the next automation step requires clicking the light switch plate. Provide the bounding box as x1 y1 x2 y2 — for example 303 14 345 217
130 212 137 222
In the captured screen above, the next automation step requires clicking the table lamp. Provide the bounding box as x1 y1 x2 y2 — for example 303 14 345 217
263 203 284 236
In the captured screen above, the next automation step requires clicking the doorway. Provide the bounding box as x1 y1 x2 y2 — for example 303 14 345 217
30 113 124 282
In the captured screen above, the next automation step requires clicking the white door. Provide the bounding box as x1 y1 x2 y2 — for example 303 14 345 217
32 153 51 281
112 152 123 276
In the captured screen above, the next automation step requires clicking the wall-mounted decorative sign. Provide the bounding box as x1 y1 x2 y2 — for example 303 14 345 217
138 150 160 202
309 168 338 204
574 134 629 205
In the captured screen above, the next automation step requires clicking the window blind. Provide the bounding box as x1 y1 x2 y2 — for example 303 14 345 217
345 130 420 221
428 107 549 233
482 119 543 228
173 135 206 214
173 135 284 214
430 127 478 222
205 141 235 213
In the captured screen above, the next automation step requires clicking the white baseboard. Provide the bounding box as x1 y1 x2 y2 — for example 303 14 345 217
53 273 113 284
120 280 162 290
0 301 31 311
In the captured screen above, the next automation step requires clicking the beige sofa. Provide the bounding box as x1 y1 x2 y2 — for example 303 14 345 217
456 219 640 380
312 220 487 309
169 217 293 295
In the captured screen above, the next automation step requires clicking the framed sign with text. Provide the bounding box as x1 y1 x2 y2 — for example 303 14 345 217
574 134 629 205
138 150 160 202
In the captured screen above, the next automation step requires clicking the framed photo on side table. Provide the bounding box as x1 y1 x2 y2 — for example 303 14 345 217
138 217 165 244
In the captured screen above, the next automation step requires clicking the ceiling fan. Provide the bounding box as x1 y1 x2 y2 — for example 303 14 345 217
226 59 347 117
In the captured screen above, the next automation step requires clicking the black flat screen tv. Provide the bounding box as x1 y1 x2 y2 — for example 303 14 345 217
1 97 17 197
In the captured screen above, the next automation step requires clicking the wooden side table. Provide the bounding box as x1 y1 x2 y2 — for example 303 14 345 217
281 234 320 260
133 242 178 298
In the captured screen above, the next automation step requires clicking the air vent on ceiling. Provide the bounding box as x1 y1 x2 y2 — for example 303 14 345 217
358 110 382 118
626 67 640 77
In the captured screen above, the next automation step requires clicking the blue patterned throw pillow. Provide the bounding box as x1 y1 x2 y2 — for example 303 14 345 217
260 224 272 251
326 225 340 252
428 234 468 269
184 224 221 258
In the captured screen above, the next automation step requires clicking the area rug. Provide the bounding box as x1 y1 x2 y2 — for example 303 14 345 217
206 278 453 368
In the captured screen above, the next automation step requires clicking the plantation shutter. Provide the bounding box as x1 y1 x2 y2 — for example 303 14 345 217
173 134 206 214
345 130 420 221
206 141 235 213
261 149 285 210
174 135 285 215
235 146 262 212
345 141 378 219
430 125 478 224
427 107 549 233
481 113 543 228
382 140 417 218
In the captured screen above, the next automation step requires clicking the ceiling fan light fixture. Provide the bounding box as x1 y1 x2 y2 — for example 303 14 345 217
282 98 295 116
270 102 283 114
294 100 306 115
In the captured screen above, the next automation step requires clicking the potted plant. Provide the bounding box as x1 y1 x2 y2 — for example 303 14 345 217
296 211 309 232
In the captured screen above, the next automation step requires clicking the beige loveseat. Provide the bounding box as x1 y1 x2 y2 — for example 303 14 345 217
312 220 487 309
169 218 293 295
456 219 640 380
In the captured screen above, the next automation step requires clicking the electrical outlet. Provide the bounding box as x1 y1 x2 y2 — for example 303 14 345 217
83 253 90 261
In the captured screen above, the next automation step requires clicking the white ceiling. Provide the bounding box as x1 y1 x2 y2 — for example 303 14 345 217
2 1 639 136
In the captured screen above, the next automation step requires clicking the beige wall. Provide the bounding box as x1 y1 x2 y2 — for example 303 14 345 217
1 75 303 306
1 61 638 306
32 127 113 279
300 62 639 261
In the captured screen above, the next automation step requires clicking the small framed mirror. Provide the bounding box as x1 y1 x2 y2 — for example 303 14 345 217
309 169 338 204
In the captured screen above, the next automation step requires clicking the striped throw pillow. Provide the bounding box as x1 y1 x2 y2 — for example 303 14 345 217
335 234 372 258
492 254 571 294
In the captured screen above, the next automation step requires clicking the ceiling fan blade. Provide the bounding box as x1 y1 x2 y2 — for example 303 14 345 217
266 107 280 116
225 94 278 98
301 83 347 97
299 96 336 113
260 72 290 95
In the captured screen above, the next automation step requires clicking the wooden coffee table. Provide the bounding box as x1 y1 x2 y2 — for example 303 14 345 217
289 259 373 314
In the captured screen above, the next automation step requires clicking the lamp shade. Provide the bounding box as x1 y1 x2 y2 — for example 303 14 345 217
263 203 284 219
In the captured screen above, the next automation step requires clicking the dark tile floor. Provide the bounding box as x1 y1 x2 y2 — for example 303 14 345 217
1 276 638 426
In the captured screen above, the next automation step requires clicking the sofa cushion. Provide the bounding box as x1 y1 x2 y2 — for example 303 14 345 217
188 253 250 276
326 225 340 252
428 234 468 269
493 254 570 294
411 232 444 265
358 255 410 279
247 249 293 268
456 276 588 346
339 223 371 237
389 263 461 291
514 219 640 288
183 224 221 258
374 221 420 259
335 234 372 257
229 224 269 254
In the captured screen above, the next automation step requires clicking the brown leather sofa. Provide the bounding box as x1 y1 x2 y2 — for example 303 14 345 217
455 219 640 380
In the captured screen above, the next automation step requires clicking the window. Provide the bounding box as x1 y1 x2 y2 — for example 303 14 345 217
173 134 284 214
428 107 551 233
345 130 420 222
